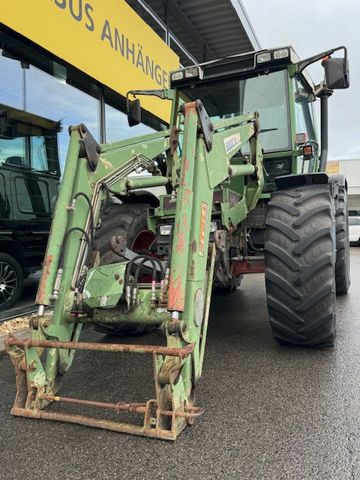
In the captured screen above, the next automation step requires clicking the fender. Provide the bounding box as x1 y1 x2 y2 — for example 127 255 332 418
117 190 160 207
274 172 329 190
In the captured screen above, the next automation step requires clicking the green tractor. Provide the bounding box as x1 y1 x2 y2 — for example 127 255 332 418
6 45 350 440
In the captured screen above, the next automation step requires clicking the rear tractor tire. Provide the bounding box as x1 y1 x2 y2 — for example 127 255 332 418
93 202 155 336
334 183 350 295
264 184 336 347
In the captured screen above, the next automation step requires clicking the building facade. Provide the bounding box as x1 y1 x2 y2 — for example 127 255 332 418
328 160 360 213
0 0 259 171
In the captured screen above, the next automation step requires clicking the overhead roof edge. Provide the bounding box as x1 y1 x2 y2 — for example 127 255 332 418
229 0 261 50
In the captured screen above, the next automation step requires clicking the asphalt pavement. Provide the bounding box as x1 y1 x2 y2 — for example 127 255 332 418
1 250 360 480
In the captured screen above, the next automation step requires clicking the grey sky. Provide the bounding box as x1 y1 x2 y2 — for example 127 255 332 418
242 0 359 160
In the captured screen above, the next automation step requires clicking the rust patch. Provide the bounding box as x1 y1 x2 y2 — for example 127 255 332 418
175 213 188 254
191 240 197 253
35 255 53 305
183 101 198 116
181 157 190 180
176 230 186 254
167 274 184 311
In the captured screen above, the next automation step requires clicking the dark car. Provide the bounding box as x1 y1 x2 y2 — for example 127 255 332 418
0 104 61 309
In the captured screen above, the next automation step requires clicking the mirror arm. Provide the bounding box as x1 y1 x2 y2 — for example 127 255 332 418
126 89 168 101
297 46 348 73
315 82 333 172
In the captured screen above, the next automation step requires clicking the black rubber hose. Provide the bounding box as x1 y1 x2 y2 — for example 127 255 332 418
72 191 95 239
133 257 157 288
58 227 91 270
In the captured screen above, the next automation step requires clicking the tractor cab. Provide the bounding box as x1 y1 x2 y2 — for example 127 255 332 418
169 46 348 193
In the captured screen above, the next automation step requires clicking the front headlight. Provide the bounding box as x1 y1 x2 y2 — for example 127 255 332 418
171 70 184 82
184 66 202 78
159 224 173 236
273 48 290 60
256 52 272 64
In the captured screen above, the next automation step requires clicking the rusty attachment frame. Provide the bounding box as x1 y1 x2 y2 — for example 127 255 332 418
38 394 204 419
6 337 195 360
11 404 201 440
6 336 199 440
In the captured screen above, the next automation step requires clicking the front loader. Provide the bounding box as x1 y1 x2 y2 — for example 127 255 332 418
6 45 350 440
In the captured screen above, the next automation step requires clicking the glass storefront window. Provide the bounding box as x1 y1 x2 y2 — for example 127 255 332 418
26 67 100 170
0 54 23 109
0 54 159 172
105 103 154 143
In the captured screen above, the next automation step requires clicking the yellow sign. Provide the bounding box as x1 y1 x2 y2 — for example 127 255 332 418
326 161 340 174
0 0 179 121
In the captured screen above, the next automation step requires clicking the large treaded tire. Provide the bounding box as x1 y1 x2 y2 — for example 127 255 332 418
93 202 152 336
264 184 336 347
335 184 350 295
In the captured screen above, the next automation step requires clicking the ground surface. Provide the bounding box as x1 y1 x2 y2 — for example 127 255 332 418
1 250 360 480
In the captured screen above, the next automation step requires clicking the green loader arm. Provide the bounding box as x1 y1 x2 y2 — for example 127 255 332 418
6 100 263 440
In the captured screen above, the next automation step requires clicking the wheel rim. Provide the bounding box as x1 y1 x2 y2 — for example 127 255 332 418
0 261 17 305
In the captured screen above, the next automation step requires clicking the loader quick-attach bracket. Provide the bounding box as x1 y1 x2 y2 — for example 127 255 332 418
73 123 101 171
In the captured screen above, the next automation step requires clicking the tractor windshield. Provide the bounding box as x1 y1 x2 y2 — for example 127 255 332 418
181 69 291 153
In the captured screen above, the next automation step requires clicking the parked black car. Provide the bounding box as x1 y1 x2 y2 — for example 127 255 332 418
0 104 61 309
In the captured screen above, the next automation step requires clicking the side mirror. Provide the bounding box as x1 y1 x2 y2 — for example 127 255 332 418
127 98 141 127
323 57 350 89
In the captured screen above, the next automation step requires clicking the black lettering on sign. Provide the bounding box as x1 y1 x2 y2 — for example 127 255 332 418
54 0 66 8
154 64 162 86
114 28 125 56
145 56 154 80
136 45 144 73
101 19 113 48
162 70 168 89
85 3 94 32
69 0 82 21
126 38 135 65
52 0 95 32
